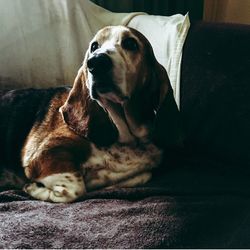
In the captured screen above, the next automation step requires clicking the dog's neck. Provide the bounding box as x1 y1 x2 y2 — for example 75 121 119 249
83 94 119 147
97 98 136 144
96 95 153 145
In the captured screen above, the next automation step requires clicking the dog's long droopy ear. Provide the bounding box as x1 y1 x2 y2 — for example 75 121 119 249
60 56 118 146
152 61 183 150
60 66 89 137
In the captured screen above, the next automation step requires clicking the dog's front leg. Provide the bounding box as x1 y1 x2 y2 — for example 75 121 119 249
23 143 87 203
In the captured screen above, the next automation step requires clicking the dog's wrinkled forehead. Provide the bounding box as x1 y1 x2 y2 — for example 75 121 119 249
89 26 148 53
95 26 127 42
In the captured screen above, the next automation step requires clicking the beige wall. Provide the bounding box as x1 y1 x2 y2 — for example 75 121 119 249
204 0 250 25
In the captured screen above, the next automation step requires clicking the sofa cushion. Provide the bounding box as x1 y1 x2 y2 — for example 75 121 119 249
180 22 250 167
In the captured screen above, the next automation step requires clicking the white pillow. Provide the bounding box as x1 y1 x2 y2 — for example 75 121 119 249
128 14 190 108
0 0 139 89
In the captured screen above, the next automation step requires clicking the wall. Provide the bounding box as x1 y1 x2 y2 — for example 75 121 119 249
204 0 250 25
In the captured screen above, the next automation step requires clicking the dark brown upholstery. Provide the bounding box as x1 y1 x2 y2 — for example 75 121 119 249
1 22 250 248
181 22 250 167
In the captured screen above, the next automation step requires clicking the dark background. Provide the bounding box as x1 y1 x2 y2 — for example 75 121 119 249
91 0 204 21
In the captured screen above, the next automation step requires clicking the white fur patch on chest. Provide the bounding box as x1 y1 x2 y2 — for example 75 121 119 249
81 143 162 191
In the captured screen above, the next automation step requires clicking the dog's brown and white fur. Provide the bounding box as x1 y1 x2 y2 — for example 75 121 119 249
1 26 181 202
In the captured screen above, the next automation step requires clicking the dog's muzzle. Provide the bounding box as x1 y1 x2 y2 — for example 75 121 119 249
87 53 115 95
87 53 113 75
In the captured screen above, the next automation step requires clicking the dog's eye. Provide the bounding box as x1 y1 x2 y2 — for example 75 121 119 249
122 37 139 51
90 41 99 53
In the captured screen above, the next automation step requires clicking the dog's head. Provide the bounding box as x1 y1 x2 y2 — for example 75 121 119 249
61 26 182 148
86 26 166 105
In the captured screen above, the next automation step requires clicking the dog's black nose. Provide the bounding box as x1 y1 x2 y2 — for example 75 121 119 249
87 53 113 74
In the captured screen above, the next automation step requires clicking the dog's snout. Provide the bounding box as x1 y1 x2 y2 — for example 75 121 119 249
87 53 113 74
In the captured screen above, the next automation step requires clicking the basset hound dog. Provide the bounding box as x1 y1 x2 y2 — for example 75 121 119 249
0 26 182 202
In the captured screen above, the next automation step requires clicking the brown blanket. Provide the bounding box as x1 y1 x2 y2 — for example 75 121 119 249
1 169 250 249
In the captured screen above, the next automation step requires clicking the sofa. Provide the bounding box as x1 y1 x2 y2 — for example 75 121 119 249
1 3 250 249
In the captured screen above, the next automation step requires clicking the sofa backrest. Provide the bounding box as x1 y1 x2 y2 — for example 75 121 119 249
180 22 250 167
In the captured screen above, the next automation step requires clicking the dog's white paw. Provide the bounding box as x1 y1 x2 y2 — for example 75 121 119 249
23 172 86 203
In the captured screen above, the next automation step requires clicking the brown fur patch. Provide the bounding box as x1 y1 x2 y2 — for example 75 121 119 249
22 91 91 180
62 190 68 196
